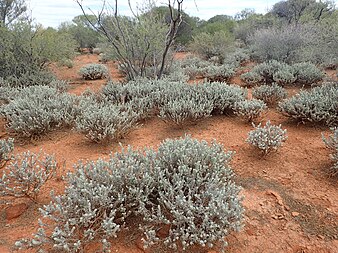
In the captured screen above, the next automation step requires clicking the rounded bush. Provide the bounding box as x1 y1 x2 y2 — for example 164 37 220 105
252 84 287 106
292 62 324 85
23 136 243 252
79 63 109 80
247 120 288 155
278 82 338 126
234 99 267 122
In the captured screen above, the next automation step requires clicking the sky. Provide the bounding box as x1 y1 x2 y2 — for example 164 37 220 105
26 0 335 28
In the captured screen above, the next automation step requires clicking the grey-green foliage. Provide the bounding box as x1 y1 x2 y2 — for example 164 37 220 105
204 82 248 114
234 99 267 122
240 71 263 86
4 70 58 88
140 136 243 251
0 151 57 200
273 66 296 86
79 63 109 80
322 128 338 177
292 62 324 85
252 84 287 106
179 56 213 79
1 86 77 137
24 136 243 252
74 96 140 143
241 60 323 86
158 85 213 125
204 64 235 82
247 120 288 155
278 82 338 126
252 60 286 84
0 138 14 168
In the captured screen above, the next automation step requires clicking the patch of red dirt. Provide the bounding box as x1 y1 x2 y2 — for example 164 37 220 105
0 54 337 253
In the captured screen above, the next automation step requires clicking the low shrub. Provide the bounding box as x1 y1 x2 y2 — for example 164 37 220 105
272 67 296 86
252 60 286 84
0 138 14 168
205 64 235 82
292 62 324 85
1 86 77 138
204 82 248 114
79 63 109 80
247 120 287 155
234 99 267 122
19 136 243 252
278 82 338 126
159 86 213 125
240 71 263 86
5 70 57 88
74 97 140 143
252 84 287 106
0 151 57 200
322 128 338 177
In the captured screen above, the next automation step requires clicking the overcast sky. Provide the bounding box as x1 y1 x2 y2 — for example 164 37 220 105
26 0 335 28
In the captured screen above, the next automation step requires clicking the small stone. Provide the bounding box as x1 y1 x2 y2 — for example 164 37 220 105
291 212 300 217
318 235 325 240
284 205 290 211
5 203 28 220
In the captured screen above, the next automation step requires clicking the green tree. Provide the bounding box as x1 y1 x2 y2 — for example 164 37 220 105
0 21 76 80
0 0 26 26
59 15 101 50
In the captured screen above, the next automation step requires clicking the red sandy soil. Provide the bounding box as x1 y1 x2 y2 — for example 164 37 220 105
0 54 337 253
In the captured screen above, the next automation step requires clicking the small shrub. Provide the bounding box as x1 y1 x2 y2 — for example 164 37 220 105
79 63 109 80
141 136 243 251
240 71 263 86
23 136 243 252
322 128 338 177
1 86 77 138
204 82 248 114
252 84 287 106
292 62 324 85
0 138 14 168
75 98 140 143
247 121 287 155
234 99 267 122
278 82 338 126
252 60 286 84
5 70 57 88
159 86 213 125
0 151 57 200
273 67 296 86
205 64 235 82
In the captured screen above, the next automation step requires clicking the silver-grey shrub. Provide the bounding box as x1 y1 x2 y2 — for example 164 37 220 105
247 121 287 155
252 84 287 106
240 71 263 86
0 151 57 200
158 86 213 125
1 86 77 138
140 136 243 251
272 66 296 86
278 82 338 126
0 138 14 168
79 63 109 80
234 99 267 122
204 82 248 114
292 62 324 86
322 128 338 177
74 97 140 143
24 136 243 252
204 64 235 82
